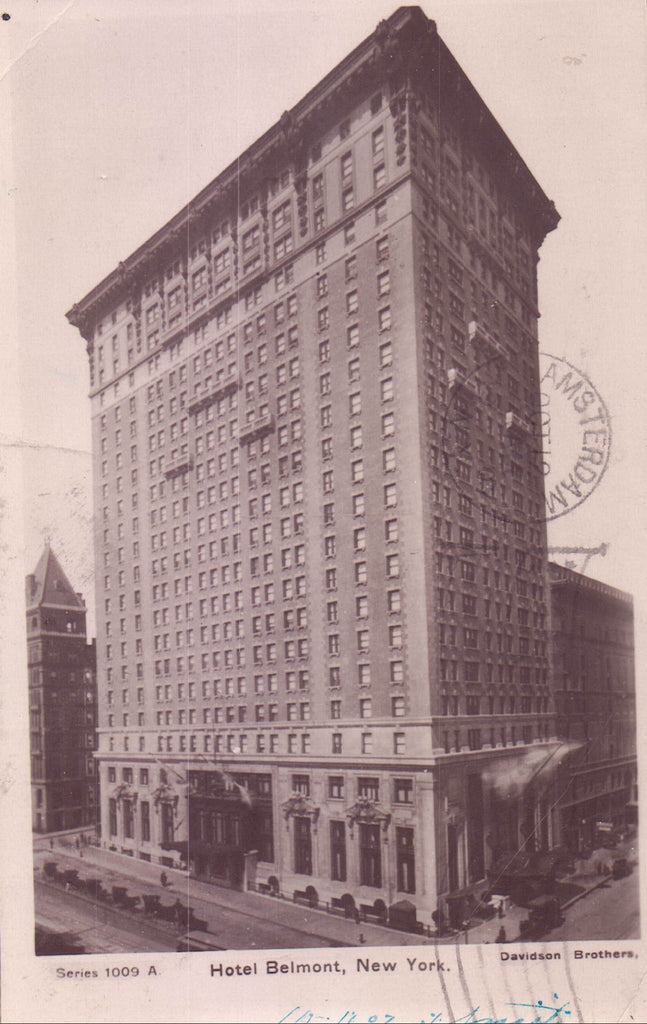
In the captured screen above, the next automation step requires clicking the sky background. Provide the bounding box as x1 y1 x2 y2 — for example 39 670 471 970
2 0 646 645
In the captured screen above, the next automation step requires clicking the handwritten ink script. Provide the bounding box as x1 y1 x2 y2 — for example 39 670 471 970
278 995 571 1023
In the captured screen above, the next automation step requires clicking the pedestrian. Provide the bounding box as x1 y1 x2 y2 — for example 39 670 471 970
495 926 506 944
49 838 54 850
160 870 168 888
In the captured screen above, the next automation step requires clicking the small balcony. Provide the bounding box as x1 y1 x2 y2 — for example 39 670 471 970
447 367 479 398
239 413 275 446
164 455 194 479
468 320 507 361
189 374 240 416
505 411 532 438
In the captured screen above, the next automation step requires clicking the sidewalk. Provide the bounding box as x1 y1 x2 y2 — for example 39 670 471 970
34 834 633 951
33 839 437 949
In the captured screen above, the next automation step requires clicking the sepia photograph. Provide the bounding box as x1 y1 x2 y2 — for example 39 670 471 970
1 1 646 1021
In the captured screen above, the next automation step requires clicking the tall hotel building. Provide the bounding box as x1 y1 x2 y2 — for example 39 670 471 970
68 7 560 922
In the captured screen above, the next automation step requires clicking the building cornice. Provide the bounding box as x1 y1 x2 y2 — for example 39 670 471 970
549 561 633 607
66 5 559 336
26 602 87 614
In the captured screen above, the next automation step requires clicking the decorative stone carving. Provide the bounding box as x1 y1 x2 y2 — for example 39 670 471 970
294 172 308 238
112 782 138 805
373 19 401 72
281 792 320 828
230 224 239 284
152 782 180 812
260 187 270 268
345 797 391 836
86 340 95 387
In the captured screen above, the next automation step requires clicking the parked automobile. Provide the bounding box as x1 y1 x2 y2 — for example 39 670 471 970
519 895 562 939
611 857 631 880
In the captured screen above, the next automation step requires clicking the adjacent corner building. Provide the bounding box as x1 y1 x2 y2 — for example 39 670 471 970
26 546 98 832
66 6 564 923
549 562 637 851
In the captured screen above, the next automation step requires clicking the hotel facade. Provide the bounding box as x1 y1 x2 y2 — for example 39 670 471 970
68 7 561 924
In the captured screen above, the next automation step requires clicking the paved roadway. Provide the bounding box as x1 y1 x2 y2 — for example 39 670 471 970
33 843 430 948
35 881 179 955
547 868 640 942
34 873 344 955
34 840 639 954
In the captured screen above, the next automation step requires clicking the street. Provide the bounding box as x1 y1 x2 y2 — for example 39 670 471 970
33 838 640 955
33 840 437 950
34 875 339 954
547 868 640 942
35 880 179 955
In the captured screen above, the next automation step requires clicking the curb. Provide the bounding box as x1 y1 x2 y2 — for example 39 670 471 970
561 877 609 910
508 877 613 940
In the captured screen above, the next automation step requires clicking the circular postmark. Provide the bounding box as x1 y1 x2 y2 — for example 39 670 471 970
440 349 611 524
539 353 611 521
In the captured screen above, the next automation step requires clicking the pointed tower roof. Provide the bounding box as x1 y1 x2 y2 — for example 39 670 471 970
26 545 85 610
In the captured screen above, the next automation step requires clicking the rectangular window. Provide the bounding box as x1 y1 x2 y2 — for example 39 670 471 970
340 151 353 183
391 695 405 717
359 822 381 887
328 776 344 799
468 728 482 750
294 816 312 875
140 800 151 842
243 225 260 252
384 482 397 507
330 821 347 882
292 774 310 796
109 798 117 837
358 777 379 800
396 827 416 893
394 778 413 804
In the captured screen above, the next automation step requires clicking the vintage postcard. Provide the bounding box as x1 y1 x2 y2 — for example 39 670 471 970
1 1 646 1021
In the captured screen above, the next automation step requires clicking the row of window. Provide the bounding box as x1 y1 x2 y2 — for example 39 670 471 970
293 817 414 892
441 694 551 715
441 723 549 752
105 728 409 758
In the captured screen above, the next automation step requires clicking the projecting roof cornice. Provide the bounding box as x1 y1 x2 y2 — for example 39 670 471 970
66 5 559 336
548 562 634 606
